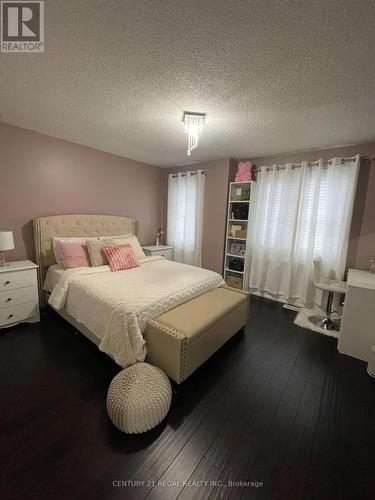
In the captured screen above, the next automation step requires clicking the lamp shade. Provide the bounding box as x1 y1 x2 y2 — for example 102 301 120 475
0 231 15 251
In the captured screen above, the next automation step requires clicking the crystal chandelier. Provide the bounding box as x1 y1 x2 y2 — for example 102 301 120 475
183 112 206 156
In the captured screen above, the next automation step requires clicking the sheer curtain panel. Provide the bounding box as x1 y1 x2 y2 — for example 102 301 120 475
167 171 205 266
249 155 359 305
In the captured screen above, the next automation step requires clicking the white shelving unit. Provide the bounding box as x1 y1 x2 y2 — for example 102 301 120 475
223 180 257 290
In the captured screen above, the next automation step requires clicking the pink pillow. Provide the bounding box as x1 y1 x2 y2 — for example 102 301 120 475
102 244 139 272
57 240 90 269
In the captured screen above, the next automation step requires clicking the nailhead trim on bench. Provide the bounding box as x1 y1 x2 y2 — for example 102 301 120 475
147 287 249 383
148 319 188 382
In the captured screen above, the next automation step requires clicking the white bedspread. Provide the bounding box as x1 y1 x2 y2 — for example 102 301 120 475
43 264 66 292
49 257 224 367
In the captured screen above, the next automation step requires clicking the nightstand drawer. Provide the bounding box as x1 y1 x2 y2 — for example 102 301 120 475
0 302 38 327
0 269 35 291
152 249 173 260
0 287 37 309
142 246 174 261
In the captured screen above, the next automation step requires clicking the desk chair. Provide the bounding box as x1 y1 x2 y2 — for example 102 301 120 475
310 257 347 331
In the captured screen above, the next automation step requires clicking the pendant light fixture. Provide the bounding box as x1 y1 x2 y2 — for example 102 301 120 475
183 112 206 156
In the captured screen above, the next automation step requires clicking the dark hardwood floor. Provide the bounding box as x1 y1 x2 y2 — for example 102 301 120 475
1 296 374 500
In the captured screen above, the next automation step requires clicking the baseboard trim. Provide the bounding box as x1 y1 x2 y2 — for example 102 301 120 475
282 304 301 312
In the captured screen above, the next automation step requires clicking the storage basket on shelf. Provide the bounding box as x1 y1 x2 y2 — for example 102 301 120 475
234 229 247 238
225 274 243 289
232 203 249 220
229 241 246 256
230 185 251 201
228 258 244 272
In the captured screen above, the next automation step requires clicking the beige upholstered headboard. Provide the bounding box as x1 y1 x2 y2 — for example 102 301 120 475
33 214 139 304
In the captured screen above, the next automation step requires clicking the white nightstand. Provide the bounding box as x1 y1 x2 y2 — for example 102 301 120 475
142 245 174 260
0 260 40 329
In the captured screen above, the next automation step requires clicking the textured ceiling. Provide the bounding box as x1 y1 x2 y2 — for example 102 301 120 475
1 0 375 167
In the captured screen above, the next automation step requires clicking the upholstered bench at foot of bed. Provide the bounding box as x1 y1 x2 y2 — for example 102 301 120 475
145 286 249 384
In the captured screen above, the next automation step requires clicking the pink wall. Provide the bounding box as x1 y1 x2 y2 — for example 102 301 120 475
2 121 374 274
163 159 231 274
249 143 375 270
0 123 164 262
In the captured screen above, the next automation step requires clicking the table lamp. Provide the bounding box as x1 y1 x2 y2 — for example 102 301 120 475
0 231 14 267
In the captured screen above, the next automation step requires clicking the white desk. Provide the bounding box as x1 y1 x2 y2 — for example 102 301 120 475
338 269 375 362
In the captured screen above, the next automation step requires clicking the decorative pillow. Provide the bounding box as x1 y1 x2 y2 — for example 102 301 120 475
102 244 139 272
86 238 115 267
111 235 146 260
52 236 97 266
57 241 90 269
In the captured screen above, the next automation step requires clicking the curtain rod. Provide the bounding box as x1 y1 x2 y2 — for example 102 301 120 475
169 169 207 178
252 154 374 173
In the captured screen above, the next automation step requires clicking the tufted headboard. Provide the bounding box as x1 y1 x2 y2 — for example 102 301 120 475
33 214 139 304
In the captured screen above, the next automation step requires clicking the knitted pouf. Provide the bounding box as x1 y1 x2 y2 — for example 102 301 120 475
106 362 172 434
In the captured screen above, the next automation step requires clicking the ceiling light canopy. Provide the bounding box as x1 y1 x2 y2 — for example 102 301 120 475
183 112 206 156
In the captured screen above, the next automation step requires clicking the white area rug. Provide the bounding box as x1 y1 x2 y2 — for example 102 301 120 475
294 306 339 339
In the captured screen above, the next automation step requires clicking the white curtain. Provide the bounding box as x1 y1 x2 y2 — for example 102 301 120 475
249 155 360 305
167 170 205 266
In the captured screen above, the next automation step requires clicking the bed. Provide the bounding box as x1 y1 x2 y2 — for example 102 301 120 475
33 214 234 372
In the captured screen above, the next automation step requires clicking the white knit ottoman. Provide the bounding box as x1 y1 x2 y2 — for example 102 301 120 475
106 362 172 434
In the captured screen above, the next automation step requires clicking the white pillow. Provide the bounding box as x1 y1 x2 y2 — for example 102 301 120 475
112 235 146 260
